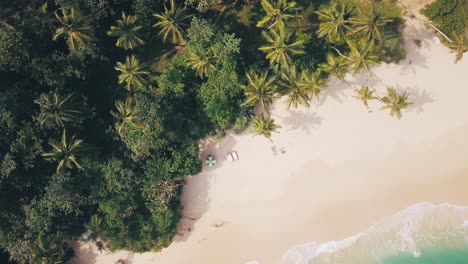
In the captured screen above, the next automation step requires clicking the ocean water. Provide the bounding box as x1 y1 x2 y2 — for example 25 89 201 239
381 248 468 264
281 203 468 264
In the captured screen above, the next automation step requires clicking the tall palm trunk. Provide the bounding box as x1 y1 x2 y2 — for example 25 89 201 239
410 15 453 43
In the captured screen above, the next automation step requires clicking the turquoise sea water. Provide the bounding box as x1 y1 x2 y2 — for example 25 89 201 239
380 248 468 264
282 203 468 264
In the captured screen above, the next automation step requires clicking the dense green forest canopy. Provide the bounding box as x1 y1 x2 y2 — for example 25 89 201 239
0 0 408 262
421 0 468 63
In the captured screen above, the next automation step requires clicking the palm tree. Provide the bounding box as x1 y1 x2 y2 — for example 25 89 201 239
29 3 56 35
316 2 354 43
187 50 218 78
31 232 67 264
256 0 302 29
259 27 305 71
319 52 349 81
300 70 328 102
114 55 150 91
35 92 82 128
353 86 376 109
0 8 16 32
251 113 280 140
42 129 86 172
347 41 381 75
350 4 392 45
240 71 278 114
84 215 105 241
107 12 145 50
410 15 453 43
111 97 146 135
53 8 95 51
278 66 310 109
379 87 412 119
153 0 193 44
446 32 468 63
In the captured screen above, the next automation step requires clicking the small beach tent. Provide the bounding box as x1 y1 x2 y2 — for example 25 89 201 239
205 155 216 167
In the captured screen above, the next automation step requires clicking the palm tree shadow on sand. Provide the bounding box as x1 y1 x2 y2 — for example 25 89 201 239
407 87 435 113
283 110 323 134
318 77 350 105
400 21 434 73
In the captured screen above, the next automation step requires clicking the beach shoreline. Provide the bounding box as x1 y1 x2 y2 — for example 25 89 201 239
70 0 468 263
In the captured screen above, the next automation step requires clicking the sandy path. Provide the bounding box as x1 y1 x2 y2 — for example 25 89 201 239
71 0 468 263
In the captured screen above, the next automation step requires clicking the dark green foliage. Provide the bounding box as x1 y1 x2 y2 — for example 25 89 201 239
185 0 221 12
421 0 466 36
0 0 409 262
0 30 28 71
143 142 201 181
31 231 73 264
198 71 240 128
97 158 185 252
186 18 245 129
30 45 105 88
156 57 212 140
233 106 253 134
24 172 90 234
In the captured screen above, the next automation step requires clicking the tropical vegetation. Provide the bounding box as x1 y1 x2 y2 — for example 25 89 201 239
107 12 145 50
421 0 467 63
0 0 427 262
251 113 280 140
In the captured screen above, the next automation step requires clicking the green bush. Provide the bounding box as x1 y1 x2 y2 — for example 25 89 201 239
382 19 407 63
212 128 226 141
421 0 467 36
233 106 253 134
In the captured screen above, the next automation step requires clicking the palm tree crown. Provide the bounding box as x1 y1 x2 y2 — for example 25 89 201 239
379 87 412 119
111 97 145 135
350 5 392 45
35 92 82 128
114 55 150 91
319 52 349 81
42 129 86 172
32 232 67 264
153 0 193 44
53 8 95 51
300 69 328 102
240 71 278 114
353 86 376 109
259 27 305 71
107 12 145 50
187 49 218 78
256 0 302 29
316 2 354 43
278 66 310 109
446 32 468 64
84 215 105 241
347 41 381 75
251 113 281 141
31 3 56 35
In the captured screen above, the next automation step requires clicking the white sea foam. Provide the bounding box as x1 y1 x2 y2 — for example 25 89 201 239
282 203 468 264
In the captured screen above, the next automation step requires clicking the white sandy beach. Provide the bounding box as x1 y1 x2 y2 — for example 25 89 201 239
71 0 468 263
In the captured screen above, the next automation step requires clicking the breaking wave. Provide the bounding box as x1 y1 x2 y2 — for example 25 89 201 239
282 203 468 264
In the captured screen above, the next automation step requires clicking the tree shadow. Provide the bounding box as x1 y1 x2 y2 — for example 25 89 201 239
282 110 323 134
318 77 350 105
348 71 382 90
172 135 238 243
68 241 99 264
407 87 435 113
400 23 433 71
